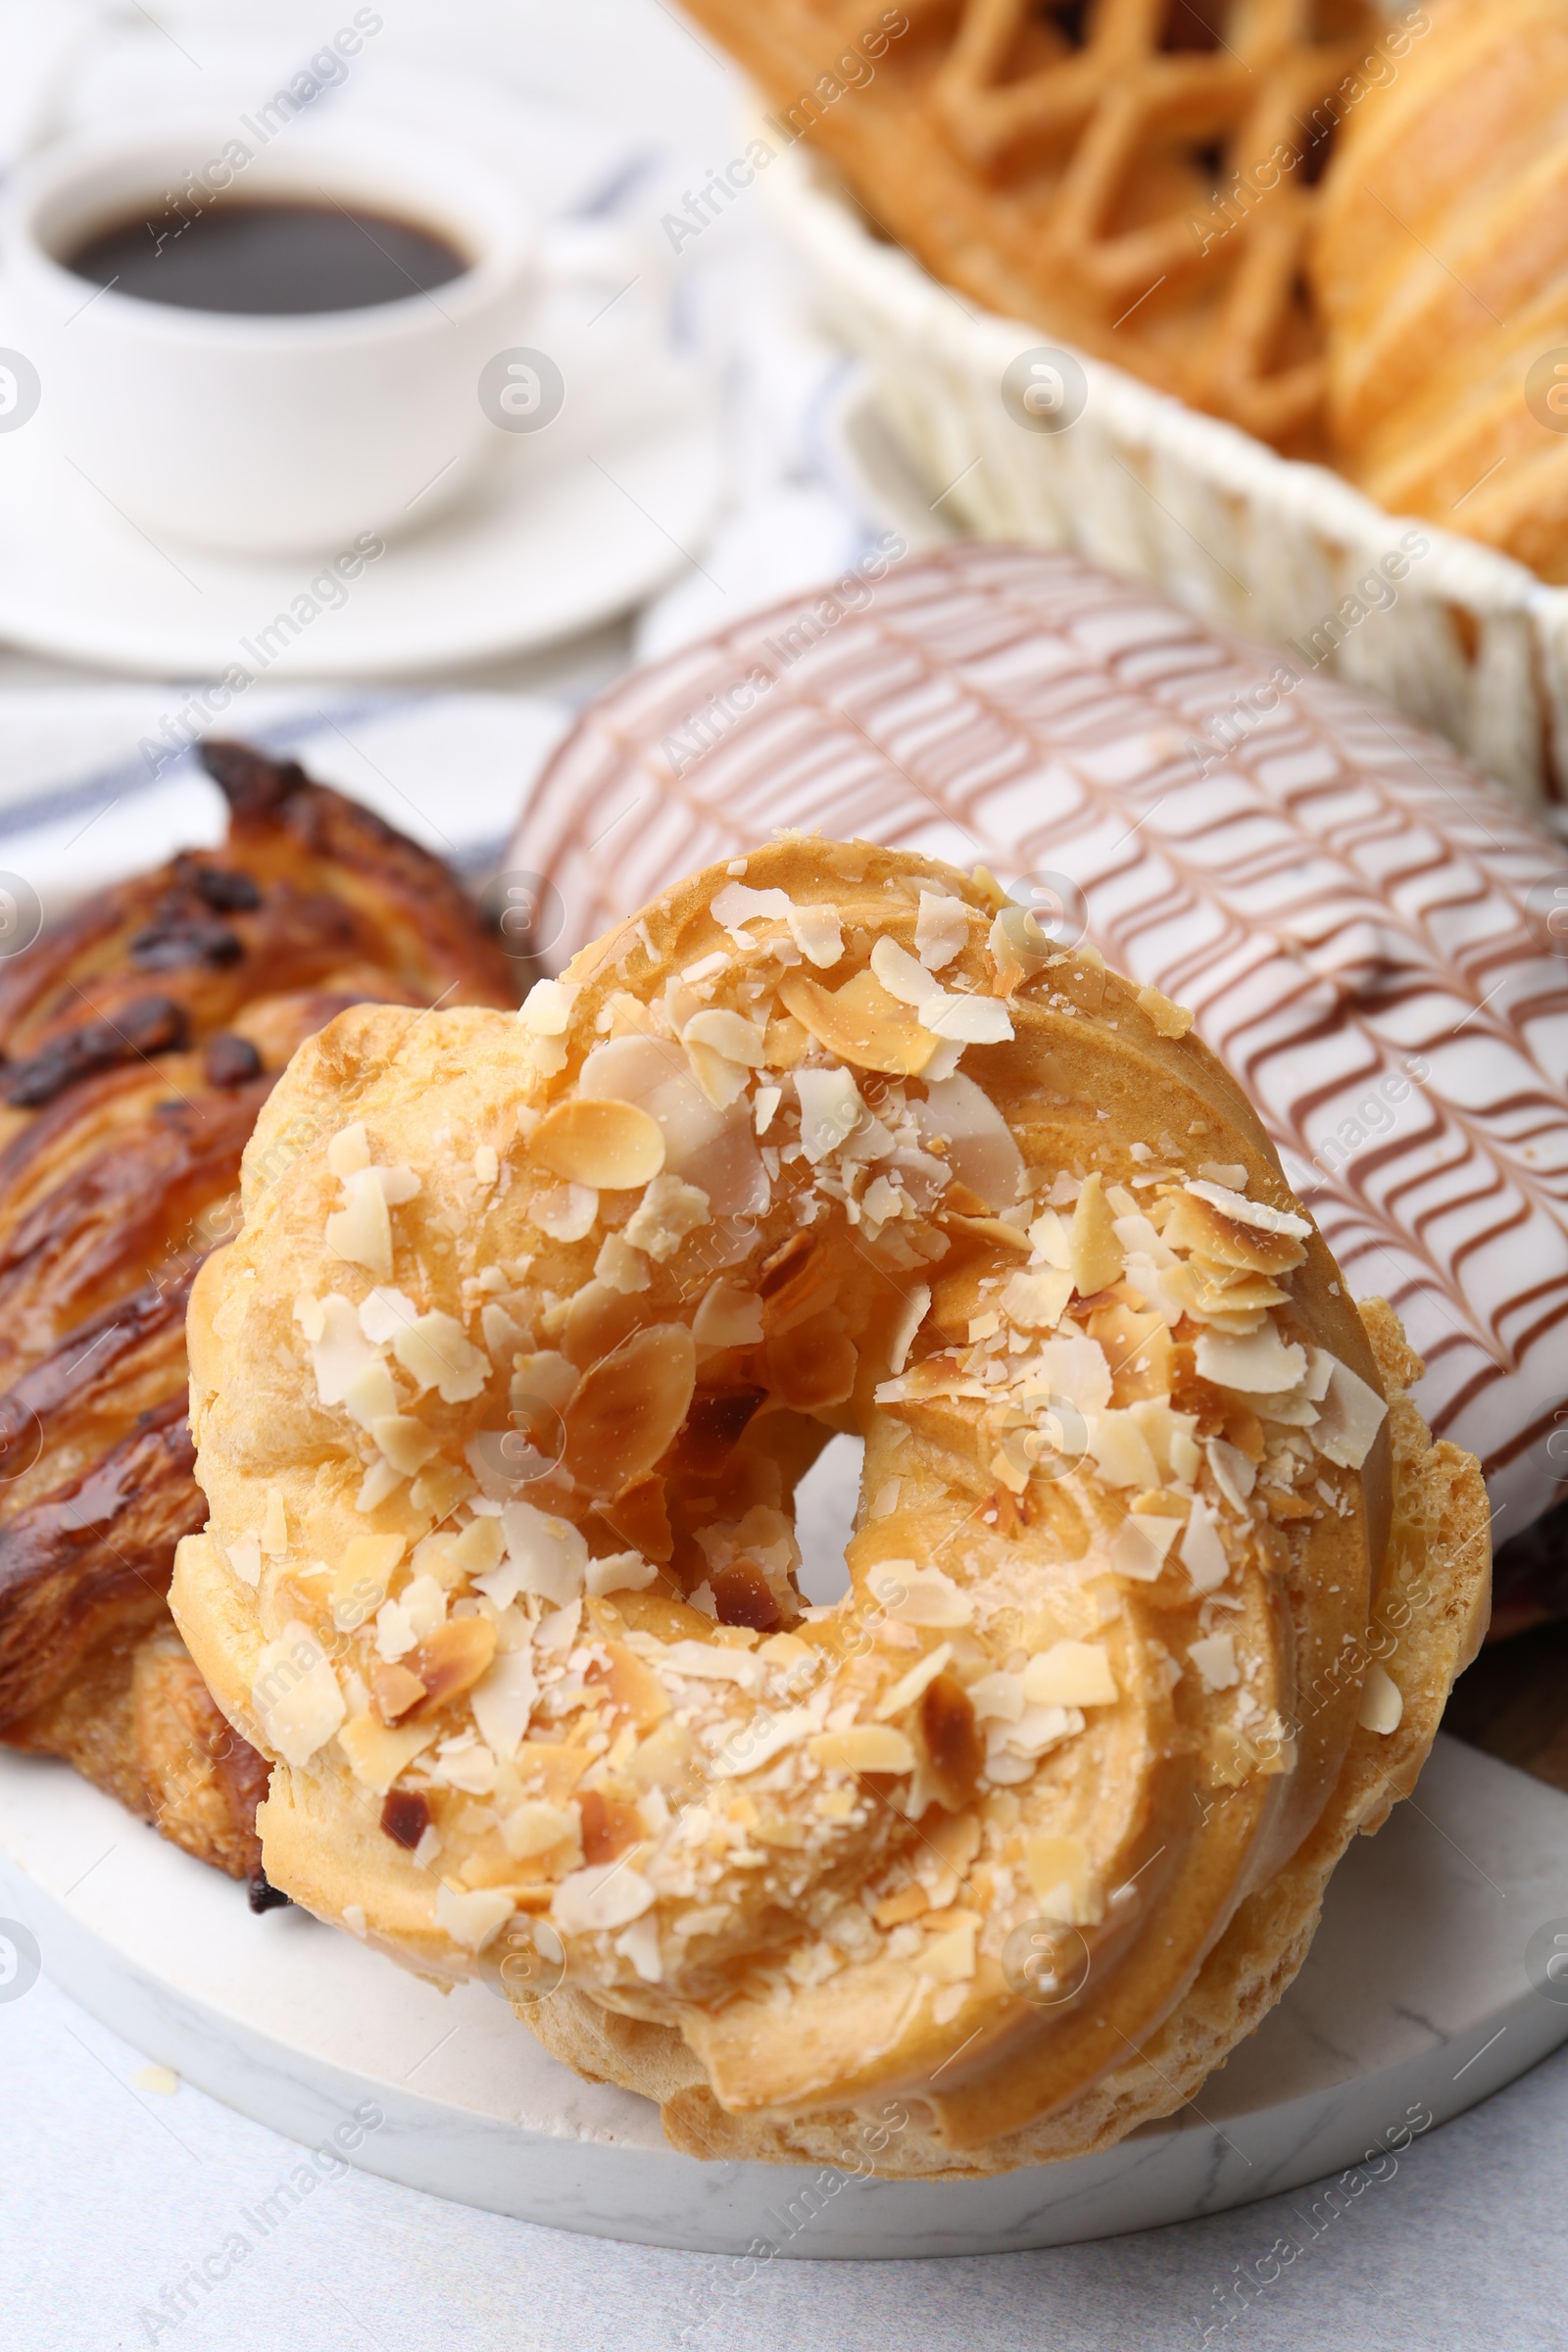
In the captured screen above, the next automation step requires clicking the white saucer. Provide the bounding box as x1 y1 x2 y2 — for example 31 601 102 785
0 393 724 679
3 1735 1565 2257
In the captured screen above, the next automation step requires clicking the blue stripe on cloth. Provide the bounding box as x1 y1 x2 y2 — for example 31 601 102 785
0 691 432 846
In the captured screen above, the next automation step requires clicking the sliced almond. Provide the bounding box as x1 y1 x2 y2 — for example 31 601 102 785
595 1233 651 1295
326 1122 371 1178
873 1883 931 1928
331 1533 406 1631
1164 1260 1290 1319
252 1624 345 1765
682 1007 768 1065
518 979 573 1036
766 1308 857 1410
1357 1661 1402 1734
949 1214 1034 1254
623 1715 699 1795
564 1279 648 1369
762 1014 809 1068
1002 1266 1074 1326
371 1414 440 1476
1088 1410 1160 1491
531 1098 665 1191
1162 1188 1306 1276
369 1658 428 1727
987 904 1049 995
532 1181 599 1245
337 1710 438 1792
692 1279 764 1351
1132 1487 1192 1518
410 1458 476 1521
445 1517 508 1576
1137 983 1194 1038
343 1359 399 1430
1189 1631 1240 1691
391 1310 490 1405
408 1616 499 1715
622 1171 711 1262
1109 1511 1182 1581
873 1642 954 1719
789 902 844 968
918 1673 983 1809
589 1641 673 1734
779 967 938 1077
1185 1179 1310 1239
1021 1642 1117 1706
564 1324 696 1493
1024 1832 1092 1918
1313 1355 1387 1471
916 891 971 971
926 1808 983 1875
502 1798 580 1860
684 1036 752 1110
869 1882 930 1919
913 1915 978 1982
1195 1325 1307 1395
804 1072 872 1174
596 1471 673 1564
325 1168 395 1281
808 1726 916 1774
514 1737 593 1803
1070 1172 1124 1296
1087 1299 1172 1404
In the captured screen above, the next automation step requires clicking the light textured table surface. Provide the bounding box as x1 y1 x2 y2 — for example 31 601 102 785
4 1965 1566 2352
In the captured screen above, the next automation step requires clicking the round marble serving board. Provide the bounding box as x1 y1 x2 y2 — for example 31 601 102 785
3 1735 1567 2257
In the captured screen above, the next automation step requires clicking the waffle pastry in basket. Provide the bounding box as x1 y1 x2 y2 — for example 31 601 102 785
171 838 1487 2171
682 0 1377 450
1312 0 1568 581
0 741 514 1900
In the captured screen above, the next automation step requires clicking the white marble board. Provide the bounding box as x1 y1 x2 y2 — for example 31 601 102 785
2 1734 1567 2258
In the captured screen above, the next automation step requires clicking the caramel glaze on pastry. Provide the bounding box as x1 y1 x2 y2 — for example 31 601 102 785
172 839 1487 2163
0 741 514 1898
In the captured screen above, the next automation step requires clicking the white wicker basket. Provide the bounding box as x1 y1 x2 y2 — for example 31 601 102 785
760 126 1568 816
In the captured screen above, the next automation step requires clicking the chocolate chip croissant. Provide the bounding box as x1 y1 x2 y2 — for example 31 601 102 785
0 741 514 1898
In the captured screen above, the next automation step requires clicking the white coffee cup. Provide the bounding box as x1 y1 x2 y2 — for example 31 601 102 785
0 115 547 556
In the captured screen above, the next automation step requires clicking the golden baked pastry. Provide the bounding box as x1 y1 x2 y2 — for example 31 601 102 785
172 839 1487 2167
1312 0 1568 578
682 0 1374 450
0 741 514 1897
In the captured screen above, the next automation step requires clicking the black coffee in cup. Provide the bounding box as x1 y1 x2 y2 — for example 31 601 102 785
67 197 468 315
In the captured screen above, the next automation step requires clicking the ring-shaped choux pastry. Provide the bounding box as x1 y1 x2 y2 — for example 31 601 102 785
172 839 1488 2175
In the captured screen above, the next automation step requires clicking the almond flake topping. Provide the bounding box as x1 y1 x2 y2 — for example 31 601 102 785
870 937 1013 1044
518 980 573 1035
534 1098 666 1190
914 891 970 970
1189 1632 1240 1691
1185 1180 1311 1239
1195 1326 1308 1395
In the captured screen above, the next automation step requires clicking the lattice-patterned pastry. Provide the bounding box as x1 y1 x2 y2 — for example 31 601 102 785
0 742 514 1899
684 0 1375 449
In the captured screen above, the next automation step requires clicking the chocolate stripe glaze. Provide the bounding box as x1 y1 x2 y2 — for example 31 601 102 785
510 545 1568 1544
